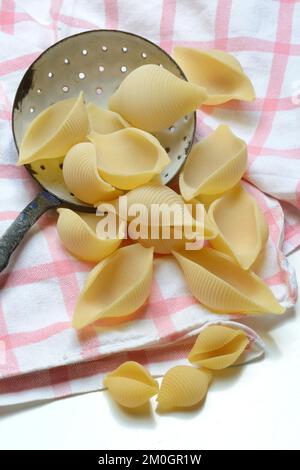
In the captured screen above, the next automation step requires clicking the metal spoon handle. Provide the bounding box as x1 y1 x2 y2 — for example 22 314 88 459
0 190 61 272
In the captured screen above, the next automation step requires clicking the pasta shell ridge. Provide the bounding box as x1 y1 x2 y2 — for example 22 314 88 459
104 361 159 408
173 47 255 105
157 366 212 412
188 325 249 370
172 247 284 315
108 64 207 132
136 225 204 254
208 185 269 269
18 91 89 165
88 129 170 190
73 244 154 329
57 208 122 262
62 142 121 204
99 183 186 227
179 125 247 200
87 102 130 134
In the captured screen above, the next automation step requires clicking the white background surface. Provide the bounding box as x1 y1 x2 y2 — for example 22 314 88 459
0 249 299 450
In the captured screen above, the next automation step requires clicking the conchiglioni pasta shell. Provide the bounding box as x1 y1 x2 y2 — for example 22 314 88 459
63 142 121 204
135 201 217 253
73 244 154 329
188 325 249 370
18 92 89 165
157 366 211 412
179 125 247 201
195 192 226 209
138 233 188 254
208 185 269 269
100 183 209 230
104 361 158 408
87 102 130 134
88 129 170 190
124 184 185 223
138 227 204 255
173 47 255 105
56 208 123 262
172 248 284 315
108 64 207 132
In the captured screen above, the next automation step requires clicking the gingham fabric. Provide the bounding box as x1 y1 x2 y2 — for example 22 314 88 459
0 0 299 405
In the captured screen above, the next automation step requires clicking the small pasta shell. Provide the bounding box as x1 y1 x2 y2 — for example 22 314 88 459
87 102 130 134
56 208 123 262
104 361 159 408
173 47 255 105
63 142 121 204
88 129 170 190
208 185 269 269
188 325 249 370
172 247 285 315
179 125 247 201
157 366 212 412
108 64 207 132
73 244 154 329
18 91 89 165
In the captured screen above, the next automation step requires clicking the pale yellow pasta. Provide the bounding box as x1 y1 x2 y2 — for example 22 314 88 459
173 47 255 105
72 244 154 329
88 129 170 190
56 208 123 262
172 248 284 315
120 183 185 225
98 184 216 253
188 199 218 239
104 361 158 408
99 183 214 233
138 235 185 254
137 226 203 254
63 142 121 204
18 92 89 165
208 185 269 269
188 325 249 370
135 202 217 253
108 64 207 132
87 102 130 134
157 366 211 412
179 125 247 201
195 192 228 209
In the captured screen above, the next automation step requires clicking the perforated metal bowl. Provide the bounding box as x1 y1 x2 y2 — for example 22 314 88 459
13 29 196 209
0 30 196 272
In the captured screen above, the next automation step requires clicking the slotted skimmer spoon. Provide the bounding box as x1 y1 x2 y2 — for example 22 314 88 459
0 29 196 272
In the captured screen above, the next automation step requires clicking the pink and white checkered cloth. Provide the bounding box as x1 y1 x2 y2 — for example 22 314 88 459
0 0 299 406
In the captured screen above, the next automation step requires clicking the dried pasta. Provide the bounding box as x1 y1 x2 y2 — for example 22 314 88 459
18 92 88 165
104 361 158 408
173 47 255 105
157 366 211 411
108 64 207 132
188 325 249 370
63 142 121 204
88 129 170 190
208 185 269 269
56 208 123 262
72 244 154 329
172 247 284 315
100 183 214 233
87 102 130 134
179 125 247 201
136 201 217 253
